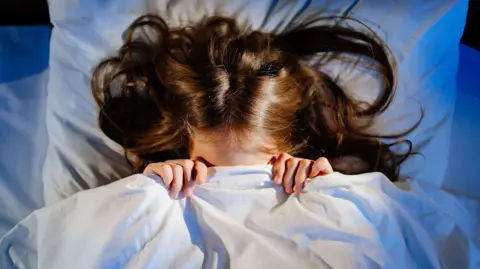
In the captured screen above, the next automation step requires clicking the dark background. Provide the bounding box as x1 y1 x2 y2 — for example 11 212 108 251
463 0 480 49
0 0 479 50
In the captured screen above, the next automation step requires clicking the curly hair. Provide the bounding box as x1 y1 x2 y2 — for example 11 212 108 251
91 15 419 181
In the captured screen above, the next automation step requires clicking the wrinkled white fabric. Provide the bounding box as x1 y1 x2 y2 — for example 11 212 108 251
2 166 478 269
0 26 51 237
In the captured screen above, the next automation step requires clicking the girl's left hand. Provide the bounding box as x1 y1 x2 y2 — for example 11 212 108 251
271 153 333 194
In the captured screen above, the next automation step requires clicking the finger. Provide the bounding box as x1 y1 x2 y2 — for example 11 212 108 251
183 160 208 197
169 164 184 198
166 159 194 192
272 153 292 184
267 156 277 165
193 160 208 184
309 157 334 178
283 158 299 194
143 163 174 187
295 159 312 193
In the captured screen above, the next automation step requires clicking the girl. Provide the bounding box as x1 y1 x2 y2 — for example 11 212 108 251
91 15 416 198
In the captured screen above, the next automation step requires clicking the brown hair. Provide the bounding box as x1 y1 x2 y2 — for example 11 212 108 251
91 15 419 181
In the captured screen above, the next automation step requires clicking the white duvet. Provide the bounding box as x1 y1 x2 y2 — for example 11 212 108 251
1 166 478 269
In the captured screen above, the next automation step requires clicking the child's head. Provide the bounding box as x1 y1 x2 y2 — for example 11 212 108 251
92 15 416 180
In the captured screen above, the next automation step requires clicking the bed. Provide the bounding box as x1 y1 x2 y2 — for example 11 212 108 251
0 0 478 267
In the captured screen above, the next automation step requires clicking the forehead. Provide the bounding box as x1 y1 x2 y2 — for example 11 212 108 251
191 127 249 148
189 127 279 166
190 127 277 152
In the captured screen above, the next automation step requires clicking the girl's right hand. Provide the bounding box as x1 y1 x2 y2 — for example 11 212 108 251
143 159 208 198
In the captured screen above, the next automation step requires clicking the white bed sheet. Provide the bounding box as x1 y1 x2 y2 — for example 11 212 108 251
1 168 478 269
444 45 480 199
0 27 51 237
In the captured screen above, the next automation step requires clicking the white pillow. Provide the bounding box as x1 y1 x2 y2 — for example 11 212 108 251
43 0 468 204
